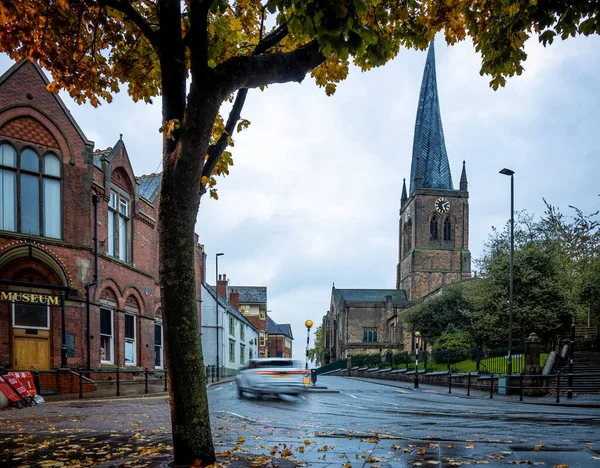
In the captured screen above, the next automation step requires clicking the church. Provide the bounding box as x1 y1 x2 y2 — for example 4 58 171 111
322 42 472 363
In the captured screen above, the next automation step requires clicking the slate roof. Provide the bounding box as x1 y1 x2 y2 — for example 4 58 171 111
267 315 283 334
204 285 258 332
332 288 408 308
92 140 124 169
233 286 267 304
277 324 293 339
410 41 454 193
137 174 162 203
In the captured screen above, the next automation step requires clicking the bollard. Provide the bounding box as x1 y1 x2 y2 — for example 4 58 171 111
556 371 560 404
164 370 168 391
311 369 318 386
448 372 452 394
32 370 41 396
519 373 524 402
116 368 120 397
145 368 149 394
490 374 494 399
79 371 83 399
467 372 471 396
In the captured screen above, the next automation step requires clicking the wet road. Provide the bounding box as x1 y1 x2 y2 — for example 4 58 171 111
211 375 600 447
1 375 599 466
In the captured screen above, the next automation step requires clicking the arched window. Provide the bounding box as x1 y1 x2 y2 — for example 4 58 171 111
430 216 438 240
0 143 62 238
443 217 452 241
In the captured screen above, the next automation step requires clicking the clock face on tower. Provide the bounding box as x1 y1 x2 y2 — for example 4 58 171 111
435 198 450 213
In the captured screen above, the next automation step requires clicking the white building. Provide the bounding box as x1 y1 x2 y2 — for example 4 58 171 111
201 284 258 377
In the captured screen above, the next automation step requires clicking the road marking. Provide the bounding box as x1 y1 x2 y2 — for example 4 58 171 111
213 386 223 391
349 394 357 399
382 401 398 406
215 411 256 422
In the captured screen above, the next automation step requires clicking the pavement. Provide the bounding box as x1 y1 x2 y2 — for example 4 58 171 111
1 375 599 467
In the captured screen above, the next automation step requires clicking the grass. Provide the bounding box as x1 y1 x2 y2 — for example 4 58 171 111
388 353 549 374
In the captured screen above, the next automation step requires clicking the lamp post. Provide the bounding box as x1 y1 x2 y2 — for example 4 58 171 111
414 331 421 388
215 252 224 381
305 319 313 369
500 168 515 375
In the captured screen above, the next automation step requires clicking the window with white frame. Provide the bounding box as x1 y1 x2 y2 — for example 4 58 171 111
229 339 235 363
229 316 235 336
0 143 62 238
108 190 130 262
240 325 245 341
100 308 114 364
240 343 246 364
124 314 136 366
259 309 265 320
240 304 250 315
154 323 164 368
259 331 266 347
285 337 292 349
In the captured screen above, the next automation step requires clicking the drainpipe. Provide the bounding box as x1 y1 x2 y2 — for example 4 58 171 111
85 194 101 370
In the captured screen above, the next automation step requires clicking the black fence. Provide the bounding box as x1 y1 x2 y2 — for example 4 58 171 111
443 371 600 403
76 368 167 399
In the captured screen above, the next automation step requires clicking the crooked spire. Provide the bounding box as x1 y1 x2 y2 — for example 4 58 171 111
409 41 453 193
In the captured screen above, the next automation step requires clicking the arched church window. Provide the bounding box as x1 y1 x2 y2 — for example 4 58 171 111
430 216 438 240
443 217 452 241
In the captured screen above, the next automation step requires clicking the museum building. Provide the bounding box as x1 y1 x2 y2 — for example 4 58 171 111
0 60 204 374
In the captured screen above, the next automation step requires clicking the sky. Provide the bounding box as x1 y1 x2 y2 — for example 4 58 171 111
2 33 599 361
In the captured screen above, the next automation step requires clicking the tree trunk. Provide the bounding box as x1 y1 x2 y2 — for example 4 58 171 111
159 91 220 466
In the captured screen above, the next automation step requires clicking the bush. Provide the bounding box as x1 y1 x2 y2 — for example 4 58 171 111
432 328 475 364
393 351 409 367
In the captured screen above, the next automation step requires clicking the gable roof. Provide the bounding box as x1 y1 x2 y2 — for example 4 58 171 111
0 60 93 148
204 284 258 332
233 286 267 304
277 324 293 339
267 315 283 334
332 288 408 308
93 139 124 169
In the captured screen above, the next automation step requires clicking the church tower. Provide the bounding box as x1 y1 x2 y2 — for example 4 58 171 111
396 41 471 301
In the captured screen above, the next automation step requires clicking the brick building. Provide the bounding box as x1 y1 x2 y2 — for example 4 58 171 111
323 41 471 362
266 315 293 358
232 285 269 358
0 60 204 374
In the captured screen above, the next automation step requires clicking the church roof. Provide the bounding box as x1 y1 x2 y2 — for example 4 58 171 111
333 288 408 307
409 41 453 193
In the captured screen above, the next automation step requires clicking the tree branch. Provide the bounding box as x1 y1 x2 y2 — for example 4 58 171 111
99 0 158 47
217 40 326 96
202 88 248 182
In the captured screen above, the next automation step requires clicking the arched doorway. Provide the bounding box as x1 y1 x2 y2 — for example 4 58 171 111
0 243 70 370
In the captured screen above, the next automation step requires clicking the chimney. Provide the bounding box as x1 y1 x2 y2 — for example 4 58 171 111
230 288 240 310
218 274 227 298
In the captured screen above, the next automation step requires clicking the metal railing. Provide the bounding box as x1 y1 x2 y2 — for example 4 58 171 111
77 368 167 399
443 371 600 403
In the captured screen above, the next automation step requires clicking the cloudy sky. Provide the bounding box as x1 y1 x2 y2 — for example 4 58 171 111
2 33 599 360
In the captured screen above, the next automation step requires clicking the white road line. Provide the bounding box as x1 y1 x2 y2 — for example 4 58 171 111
349 394 357 399
213 386 223 391
215 411 256 422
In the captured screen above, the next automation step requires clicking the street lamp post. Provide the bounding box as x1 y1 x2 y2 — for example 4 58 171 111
500 168 515 375
305 319 313 369
215 252 224 381
414 331 421 389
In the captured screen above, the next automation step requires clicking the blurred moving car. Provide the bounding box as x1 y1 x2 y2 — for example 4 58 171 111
236 358 305 398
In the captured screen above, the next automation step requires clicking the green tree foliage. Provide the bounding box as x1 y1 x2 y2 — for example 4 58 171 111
307 325 322 365
432 327 474 352
404 283 471 344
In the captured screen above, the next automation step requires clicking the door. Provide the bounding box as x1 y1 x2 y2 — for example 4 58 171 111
13 336 50 370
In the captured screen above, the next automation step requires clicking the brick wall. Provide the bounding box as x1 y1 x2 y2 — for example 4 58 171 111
0 60 205 376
